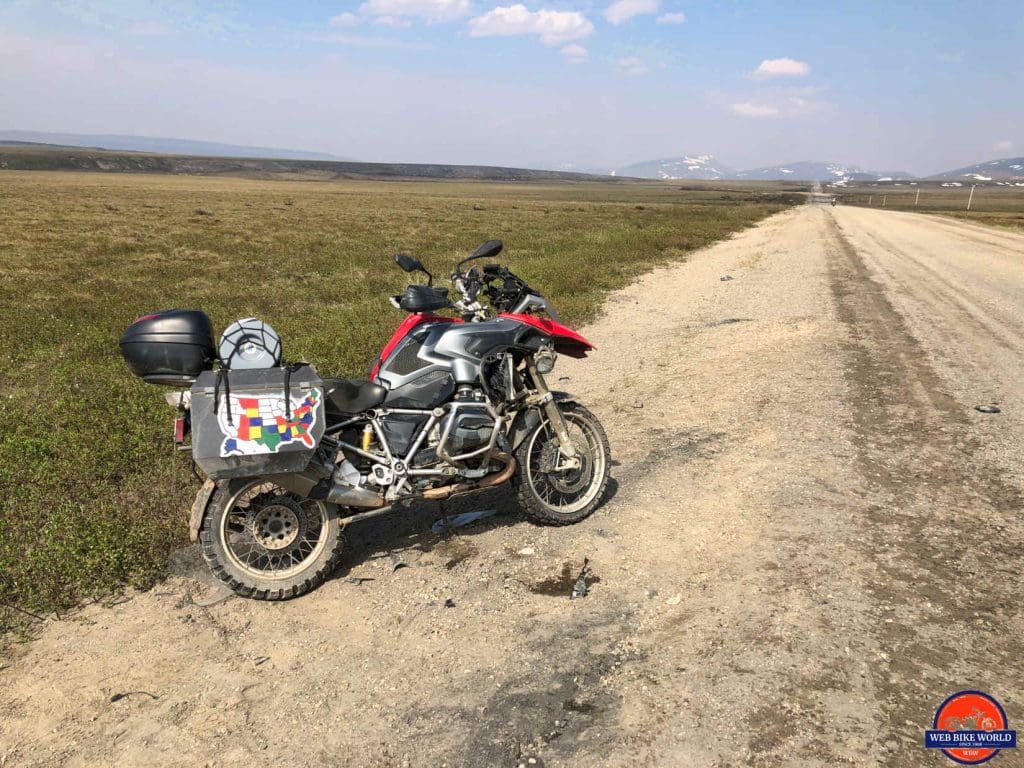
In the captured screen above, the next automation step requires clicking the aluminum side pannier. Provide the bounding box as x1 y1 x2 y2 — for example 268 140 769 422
189 364 325 480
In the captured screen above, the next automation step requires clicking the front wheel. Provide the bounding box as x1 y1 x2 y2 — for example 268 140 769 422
513 402 611 525
198 479 344 600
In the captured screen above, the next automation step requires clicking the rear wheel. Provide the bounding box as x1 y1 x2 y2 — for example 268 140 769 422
513 402 610 525
199 479 343 600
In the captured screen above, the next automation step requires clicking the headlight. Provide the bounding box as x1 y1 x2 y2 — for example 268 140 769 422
534 348 557 374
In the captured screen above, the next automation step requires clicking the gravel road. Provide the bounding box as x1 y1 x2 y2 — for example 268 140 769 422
2 203 1022 768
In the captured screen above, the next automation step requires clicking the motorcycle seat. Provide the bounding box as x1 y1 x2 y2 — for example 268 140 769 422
323 378 388 414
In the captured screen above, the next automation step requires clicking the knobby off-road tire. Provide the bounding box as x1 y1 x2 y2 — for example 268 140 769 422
199 479 344 600
513 402 611 526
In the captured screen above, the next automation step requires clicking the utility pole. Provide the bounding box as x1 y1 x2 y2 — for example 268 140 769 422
967 184 976 210
915 188 920 206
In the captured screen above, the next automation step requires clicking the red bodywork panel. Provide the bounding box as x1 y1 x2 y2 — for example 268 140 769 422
371 313 462 379
499 313 594 358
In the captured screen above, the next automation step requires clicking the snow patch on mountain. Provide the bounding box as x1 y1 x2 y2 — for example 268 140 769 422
930 157 1024 181
614 155 736 180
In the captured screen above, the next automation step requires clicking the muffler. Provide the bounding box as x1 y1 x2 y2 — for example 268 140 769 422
326 481 386 508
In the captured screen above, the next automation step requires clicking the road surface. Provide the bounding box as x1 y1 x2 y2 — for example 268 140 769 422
2 204 1023 767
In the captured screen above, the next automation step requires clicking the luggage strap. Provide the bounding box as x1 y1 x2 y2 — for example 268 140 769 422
282 361 308 419
213 367 232 426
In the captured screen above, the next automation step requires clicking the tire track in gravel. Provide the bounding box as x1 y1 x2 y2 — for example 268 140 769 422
539 206 890 767
825 213 1024 766
850 225 1022 355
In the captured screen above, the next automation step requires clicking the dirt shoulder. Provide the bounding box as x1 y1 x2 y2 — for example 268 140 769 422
2 205 1022 768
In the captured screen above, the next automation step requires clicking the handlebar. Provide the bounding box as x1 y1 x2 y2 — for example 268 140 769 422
394 240 538 321
451 266 487 320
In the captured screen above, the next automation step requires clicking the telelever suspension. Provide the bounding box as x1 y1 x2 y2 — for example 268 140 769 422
525 358 579 464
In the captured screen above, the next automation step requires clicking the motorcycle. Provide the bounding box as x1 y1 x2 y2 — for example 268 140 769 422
120 239 611 599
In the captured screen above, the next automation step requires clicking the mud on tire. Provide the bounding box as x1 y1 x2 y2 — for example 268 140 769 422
198 479 344 600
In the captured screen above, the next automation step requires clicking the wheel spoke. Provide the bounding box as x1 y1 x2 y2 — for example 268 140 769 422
220 482 330 580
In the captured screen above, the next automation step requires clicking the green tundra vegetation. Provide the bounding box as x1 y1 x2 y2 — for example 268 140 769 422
0 171 801 630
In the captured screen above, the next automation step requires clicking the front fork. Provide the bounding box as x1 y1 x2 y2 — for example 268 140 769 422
525 358 581 468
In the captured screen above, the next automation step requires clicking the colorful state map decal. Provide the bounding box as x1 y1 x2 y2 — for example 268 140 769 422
218 388 321 457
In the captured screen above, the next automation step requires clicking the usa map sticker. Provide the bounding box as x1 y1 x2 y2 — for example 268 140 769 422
218 388 321 456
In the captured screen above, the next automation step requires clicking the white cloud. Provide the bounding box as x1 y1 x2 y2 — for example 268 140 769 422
329 12 360 27
730 101 779 118
604 0 659 25
359 0 473 24
995 140 1013 151
561 43 588 63
656 11 686 24
617 56 648 76
750 58 810 79
467 5 594 45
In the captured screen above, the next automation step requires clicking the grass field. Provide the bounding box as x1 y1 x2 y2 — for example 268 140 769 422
830 182 1024 231
0 171 801 630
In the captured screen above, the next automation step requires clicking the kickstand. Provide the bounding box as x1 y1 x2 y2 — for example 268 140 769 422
435 499 453 536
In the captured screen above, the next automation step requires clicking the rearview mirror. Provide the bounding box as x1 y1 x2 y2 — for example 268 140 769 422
395 253 434 285
470 240 503 261
395 254 423 273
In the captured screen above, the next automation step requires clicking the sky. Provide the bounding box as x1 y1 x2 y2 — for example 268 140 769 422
1 1 1022 175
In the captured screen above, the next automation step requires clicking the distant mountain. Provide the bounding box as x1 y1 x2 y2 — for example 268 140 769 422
867 170 917 182
0 143 621 183
613 156 914 182
548 162 615 176
735 161 913 183
733 161 850 180
0 130 348 161
929 157 1024 181
613 155 736 180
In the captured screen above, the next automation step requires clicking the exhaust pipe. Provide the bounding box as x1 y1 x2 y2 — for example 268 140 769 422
326 482 386 508
328 451 516 508
422 451 516 500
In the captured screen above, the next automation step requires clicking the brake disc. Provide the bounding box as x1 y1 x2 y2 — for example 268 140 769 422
540 441 591 494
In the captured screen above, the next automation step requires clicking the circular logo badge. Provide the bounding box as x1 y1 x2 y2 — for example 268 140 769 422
930 691 1012 764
